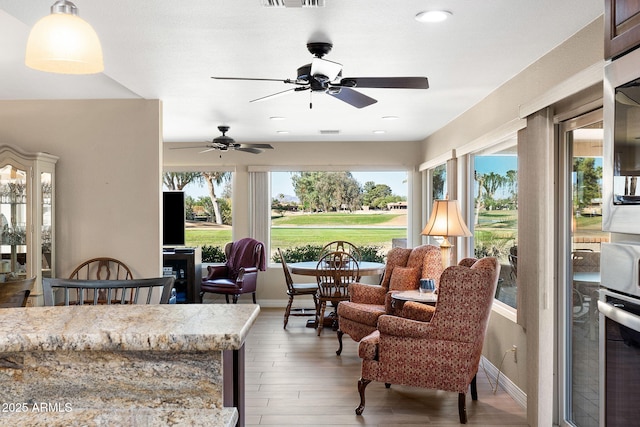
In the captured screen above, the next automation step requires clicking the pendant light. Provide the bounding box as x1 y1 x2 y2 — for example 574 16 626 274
25 0 104 74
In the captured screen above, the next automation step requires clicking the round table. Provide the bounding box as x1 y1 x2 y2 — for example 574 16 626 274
391 289 437 305
287 260 385 329
288 261 385 276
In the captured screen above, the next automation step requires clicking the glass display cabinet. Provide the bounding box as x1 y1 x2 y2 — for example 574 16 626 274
0 145 57 306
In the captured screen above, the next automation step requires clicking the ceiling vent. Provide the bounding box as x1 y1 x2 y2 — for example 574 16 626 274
261 0 325 7
319 129 340 135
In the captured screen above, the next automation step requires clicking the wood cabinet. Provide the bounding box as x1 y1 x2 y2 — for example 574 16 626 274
163 248 201 303
605 0 640 59
0 145 57 306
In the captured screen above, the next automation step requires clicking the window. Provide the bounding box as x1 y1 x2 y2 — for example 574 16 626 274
472 144 518 308
162 171 233 261
431 163 447 200
270 170 408 263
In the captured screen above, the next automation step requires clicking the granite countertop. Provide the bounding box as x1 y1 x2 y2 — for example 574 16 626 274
0 304 260 353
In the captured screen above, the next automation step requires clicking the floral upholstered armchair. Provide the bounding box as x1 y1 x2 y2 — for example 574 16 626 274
354 257 500 424
335 244 443 355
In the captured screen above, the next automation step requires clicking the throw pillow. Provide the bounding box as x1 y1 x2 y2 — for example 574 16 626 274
389 266 421 291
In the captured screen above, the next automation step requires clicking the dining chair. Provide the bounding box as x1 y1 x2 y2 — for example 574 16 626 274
320 241 362 262
0 276 36 308
315 251 360 336
69 257 133 280
42 277 175 306
278 248 318 329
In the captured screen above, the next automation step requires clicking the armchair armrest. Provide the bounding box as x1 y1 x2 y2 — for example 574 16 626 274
398 301 436 323
236 266 259 293
348 283 386 304
377 314 434 339
203 265 229 281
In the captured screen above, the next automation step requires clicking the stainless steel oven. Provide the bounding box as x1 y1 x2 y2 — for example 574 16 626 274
604 47 640 234
599 243 640 425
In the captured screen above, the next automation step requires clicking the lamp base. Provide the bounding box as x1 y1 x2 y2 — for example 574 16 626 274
439 237 453 269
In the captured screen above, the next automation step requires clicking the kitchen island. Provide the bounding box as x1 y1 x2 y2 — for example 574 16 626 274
0 303 259 426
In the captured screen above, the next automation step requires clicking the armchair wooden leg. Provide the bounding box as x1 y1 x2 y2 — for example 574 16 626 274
470 374 478 400
224 295 230 304
458 392 468 424
336 330 343 355
355 378 371 415
252 292 256 304
384 383 391 389
232 295 239 304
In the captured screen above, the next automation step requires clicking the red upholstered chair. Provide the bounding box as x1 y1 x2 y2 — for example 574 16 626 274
200 238 266 304
355 257 500 424
335 244 443 355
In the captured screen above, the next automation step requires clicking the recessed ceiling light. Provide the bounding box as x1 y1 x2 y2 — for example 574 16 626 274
373 130 386 134
415 10 452 23
382 116 399 120
276 130 289 134
270 116 285 120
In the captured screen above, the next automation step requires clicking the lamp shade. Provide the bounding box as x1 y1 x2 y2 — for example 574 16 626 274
25 1 103 74
421 199 472 238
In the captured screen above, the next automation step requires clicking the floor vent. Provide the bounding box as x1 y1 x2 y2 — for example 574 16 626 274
260 0 325 7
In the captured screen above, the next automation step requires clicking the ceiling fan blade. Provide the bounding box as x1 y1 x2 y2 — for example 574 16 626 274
310 57 342 81
235 147 263 154
211 76 296 84
199 147 217 154
339 77 429 89
327 87 377 109
250 87 298 103
169 145 209 150
238 143 274 149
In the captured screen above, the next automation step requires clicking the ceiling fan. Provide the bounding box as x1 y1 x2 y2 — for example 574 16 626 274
172 126 274 154
212 42 429 109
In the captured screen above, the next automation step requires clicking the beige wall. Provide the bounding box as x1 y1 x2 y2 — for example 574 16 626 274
0 99 163 279
420 16 604 426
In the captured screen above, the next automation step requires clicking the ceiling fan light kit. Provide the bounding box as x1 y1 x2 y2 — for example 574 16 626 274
212 41 429 109
25 0 104 75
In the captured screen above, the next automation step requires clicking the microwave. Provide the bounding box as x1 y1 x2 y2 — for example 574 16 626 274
603 47 640 234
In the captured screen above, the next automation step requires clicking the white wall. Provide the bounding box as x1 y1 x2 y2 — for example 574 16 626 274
419 17 604 426
0 99 163 279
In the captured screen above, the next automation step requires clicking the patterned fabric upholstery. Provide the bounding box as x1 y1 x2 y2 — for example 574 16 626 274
335 245 443 355
355 257 501 424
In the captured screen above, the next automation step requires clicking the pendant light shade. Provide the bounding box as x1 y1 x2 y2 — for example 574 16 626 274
25 0 104 75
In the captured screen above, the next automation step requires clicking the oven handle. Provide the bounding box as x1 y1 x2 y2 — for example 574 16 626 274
598 299 640 332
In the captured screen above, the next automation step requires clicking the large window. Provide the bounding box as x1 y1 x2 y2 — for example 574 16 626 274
270 170 408 263
162 171 233 261
472 144 518 308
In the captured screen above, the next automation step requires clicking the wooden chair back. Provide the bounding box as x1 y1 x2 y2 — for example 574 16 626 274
43 277 175 306
0 277 36 308
69 257 133 280
320 241 362 262
315 251 360 301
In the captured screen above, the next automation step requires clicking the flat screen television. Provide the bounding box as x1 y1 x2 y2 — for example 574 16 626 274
163 191 185 247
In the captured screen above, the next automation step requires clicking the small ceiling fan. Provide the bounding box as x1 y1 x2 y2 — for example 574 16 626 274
171 126 274 154
212 42 429 109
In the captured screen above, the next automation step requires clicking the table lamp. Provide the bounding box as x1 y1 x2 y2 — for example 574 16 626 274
421 199 472 268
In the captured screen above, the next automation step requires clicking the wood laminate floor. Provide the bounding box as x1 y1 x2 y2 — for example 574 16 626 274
243 307 528 426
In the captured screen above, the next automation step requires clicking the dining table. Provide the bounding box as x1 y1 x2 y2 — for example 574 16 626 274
287 260 386 277
287 260 386 328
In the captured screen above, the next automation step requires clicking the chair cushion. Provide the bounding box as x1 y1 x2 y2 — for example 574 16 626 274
202 278 237 288
291 282 318 293
338 301 386 326
389 266 421 291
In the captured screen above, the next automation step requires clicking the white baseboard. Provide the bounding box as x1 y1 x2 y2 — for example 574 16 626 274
479 355 527 409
